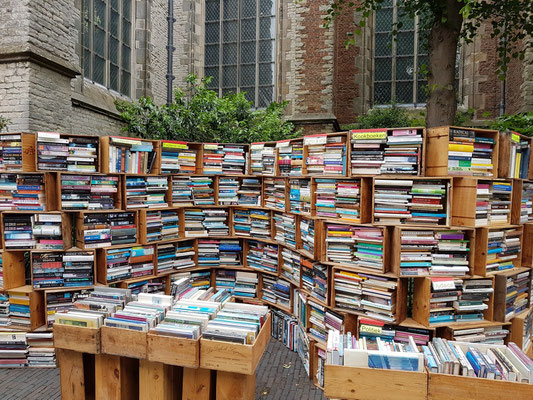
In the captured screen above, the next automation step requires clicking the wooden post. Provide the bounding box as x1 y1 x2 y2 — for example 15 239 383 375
139 359 176 400
182 367 212 400
56 349 88 400
95 354 138 400
216 371 255 400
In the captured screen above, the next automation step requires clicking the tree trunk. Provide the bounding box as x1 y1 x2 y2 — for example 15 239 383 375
426 0 463 128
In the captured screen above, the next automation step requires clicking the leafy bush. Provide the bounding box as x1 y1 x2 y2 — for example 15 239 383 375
115 74 299 143
490 112 533 137
342 103 413 130
0 116 9 132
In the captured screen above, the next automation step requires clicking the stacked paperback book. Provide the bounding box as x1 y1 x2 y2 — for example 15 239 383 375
0 133 23 171
32 251 94 289
315 179 360 222
304 134 346 175
160 141 197 174
60 174 119 210
37 132 98 172
80 212 137 248
250 143 276 175
0 174 46 211
107 137 156 174
289 178 311 214
485 227 522 273
3 213 63 250
246 240 279 274
264 178 287 210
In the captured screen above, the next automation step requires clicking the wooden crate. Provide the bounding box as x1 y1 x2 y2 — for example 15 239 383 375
428 372 533 400
0 132 37 172
493 267 531 322
498 131 533 179
436 320 511 342
248 141 278 176
509 307 533 358
302 132 349 177
138 208 182 245
54 324 101 354
1 211 72 251
100 136 160 175
200 312 271 375
96 243 156 285
412 276 495 328
159 140 203 174
146 332 199 368
390 226 475 277
55 172 122 211
31 249 96 291
474 225 523 276
426 126 499 177
0 172 57 211
7 285 45 330
100 326 148 359
75 210 139 250
0 251 26 290
324 364 428 400
295 215 323 260
122 174 171 210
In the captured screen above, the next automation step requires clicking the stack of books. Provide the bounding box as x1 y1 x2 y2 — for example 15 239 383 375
475 181 492 226
308 299 327 342
262 276 291 309
144 210 180 243
104 246 146 282
304 134 346 175
32 251 94 289
190 271 211 289
0 174 46 211
315 178 361 222
264 178 286 210
281 248 301 284
202 303 269 344
197 239 241 268
80 212 137 248
398 229 470 276
36 132 68 171
489 180 512 225
472 135 496 176
428 277 493 325
448 128 474 175
485 227 522 273
0 332 27 367
451 325 509 344
381 129 423 174
0 292 8 327
233 209 252 236
107 137 156 174
203 209 229 236
125 176 168 209
520 181 533 223
246 240 279 274
203 144 247 174
215 270 236 293
233 209 272 238
300 217 315 256
60 174 119 210
325 224 384 271
234 271 258 298
4 213 64 250
54 287 132 328
271 309 299 351
422 339 532 381
301 259 327 304
250 143 276 175
218 177 240 205
26 332 55 367
506 134 531 178
333 269 398 323
184 209 208 237
497 270 531 321
289 178 311 214
129 246 155 279
7 289 32 329
273 212 297 248
238 178 261 206
350 129 387 175
0 133 23 171
190 177 215 205
278 140 303 176
158 241 195 271
202 144 224 174
160 141 197 174
358 318 431 345
374 179 448 225
44 289 91 328
171 177 194 206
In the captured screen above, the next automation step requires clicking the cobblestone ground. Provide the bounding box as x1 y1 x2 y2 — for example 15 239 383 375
0 338 326 400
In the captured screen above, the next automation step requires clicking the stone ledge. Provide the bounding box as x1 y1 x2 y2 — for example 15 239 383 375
0 45 79 78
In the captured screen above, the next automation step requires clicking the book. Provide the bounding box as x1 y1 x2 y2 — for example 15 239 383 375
0 173 47 211
32 251 95 289
79 212 137 248
37 132 99 173
106 136 156 174
160 141 197 174
0 133 23 172
60 174 119 210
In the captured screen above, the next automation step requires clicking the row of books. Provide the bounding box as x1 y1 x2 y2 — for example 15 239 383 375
250 143 276 175
3 213 63 250
289 178 311 214
233 208 271 238
183 209 229 237
476 180 512 226
60 174 119 210
79 211 137 248
160 141 197 174
0 174 46 211
32 251 94 289
351 128 423 175
506 134 531 179
37 132 99 173
107 136 157 174
273 212 297 248
281 248 301 284
278 139 303 176
143 210 180 243
448 128 495 176
197 239 242 268
125 176 169 209
203 144 247 175
105 245 155 283
304 134 347 175
0 331 55 368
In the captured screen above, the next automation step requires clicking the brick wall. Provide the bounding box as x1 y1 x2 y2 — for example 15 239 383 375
150 0 169 104
0 1 30 50
0 62 31 132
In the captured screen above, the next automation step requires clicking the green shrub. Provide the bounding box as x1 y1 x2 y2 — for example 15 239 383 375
490 112 533 137
115 74 299 143
348 103 411 130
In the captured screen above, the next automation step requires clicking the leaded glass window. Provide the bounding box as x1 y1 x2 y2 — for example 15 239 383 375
205 0 276 108
82 0 132 97
373 0 427 105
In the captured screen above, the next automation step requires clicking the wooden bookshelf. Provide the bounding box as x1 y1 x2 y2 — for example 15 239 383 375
390 226 475 277
498 131 533 179
100 136 160 175
302 132 349 177
493 267 532 322
159 140 203 174
75 210 139 250
426 126 500 177
0 251 26 290
509 307 533 358
138 208 182 245
0 172 57 211
474 225 524 276
55 172 122 211
95 243 156 285
0 132 38 172
7 285 45 331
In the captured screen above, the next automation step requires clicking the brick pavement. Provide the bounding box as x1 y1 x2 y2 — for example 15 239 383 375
0 338 326 400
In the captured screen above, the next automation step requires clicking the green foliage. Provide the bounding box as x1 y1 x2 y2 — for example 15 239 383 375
0 116 9 132
345 103 412 129
490 112 533 137
115 74 299 143
454 108 476 126
323 0 533 79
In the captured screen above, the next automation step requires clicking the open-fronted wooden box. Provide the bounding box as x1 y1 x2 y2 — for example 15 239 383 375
0 132 38 172
101 326 148 359
474 225 523 276
54 324 101 354
200 312 271 375
146 332 199 368
0 251 26 290
498 131 533 179
324 364 428 400
509 307 533 358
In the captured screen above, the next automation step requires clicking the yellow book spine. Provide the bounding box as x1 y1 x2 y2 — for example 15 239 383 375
448 144 474 152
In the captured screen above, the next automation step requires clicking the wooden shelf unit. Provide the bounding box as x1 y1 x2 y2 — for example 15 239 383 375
75 210 139 250
0 132 38 172
0 172 57 211
7 285 45 331
509 307 533 358
493 267 532 322
138 208 182 245
474 225 524 276
55 172 122 211
498 131 533 179
523 223 533 267
100 136 160 175
159 140 203 174
95 243 156 285
426 126 500 177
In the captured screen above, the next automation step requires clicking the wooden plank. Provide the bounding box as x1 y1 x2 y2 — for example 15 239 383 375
412 277 431 327
146 333 199 368
139 359 176 400
216 371 255 400
94 354 139 400
54 324 100 354
21 133 37 172
428 372 533 400
1 251 26 290
451 177 477 227
522 223 533 267
182 367 212 400
324 365 428 400
498 132 511 178
425 127 450 177
101 326 147 359
56 349 87 400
